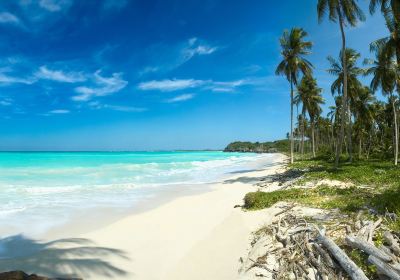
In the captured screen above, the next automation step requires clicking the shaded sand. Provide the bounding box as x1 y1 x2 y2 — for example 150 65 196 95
0 153 287 280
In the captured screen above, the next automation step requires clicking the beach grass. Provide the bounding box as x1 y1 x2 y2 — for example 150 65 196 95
243 158 400 229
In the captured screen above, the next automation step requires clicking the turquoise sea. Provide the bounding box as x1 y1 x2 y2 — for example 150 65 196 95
0 151 269 235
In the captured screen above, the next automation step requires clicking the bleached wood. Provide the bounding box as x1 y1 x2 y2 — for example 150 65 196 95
368 255 400 280
317 233 369 280
345 235 392 262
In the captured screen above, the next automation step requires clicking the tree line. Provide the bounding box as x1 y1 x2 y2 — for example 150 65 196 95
276 0 400 167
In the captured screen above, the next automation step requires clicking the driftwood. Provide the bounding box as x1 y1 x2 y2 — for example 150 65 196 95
274 204 296 217
312 242 335 268
242 209 400 280
345 235 392 262
368 218 382 243
368 255 400 280
383 231 400 256
318 232 369 280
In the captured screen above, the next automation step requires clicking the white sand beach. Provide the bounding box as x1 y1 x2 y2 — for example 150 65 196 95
0 153 287 280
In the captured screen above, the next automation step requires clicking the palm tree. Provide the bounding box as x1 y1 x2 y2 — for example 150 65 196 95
369 0 400 61
317 0 365 167
297 74 324 157
370 0 400 100
275 28 313 164
294 90 307 156
327 105 339 152
369 0 400 21
364 48 399 165
327 48 364 162
353 86 376 158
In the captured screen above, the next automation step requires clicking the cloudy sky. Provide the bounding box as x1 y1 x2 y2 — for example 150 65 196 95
0 0 388 150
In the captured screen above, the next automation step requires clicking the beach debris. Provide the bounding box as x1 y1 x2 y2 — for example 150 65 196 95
239 209 400 280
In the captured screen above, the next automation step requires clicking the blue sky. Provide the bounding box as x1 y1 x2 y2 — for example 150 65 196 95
0 0 389 150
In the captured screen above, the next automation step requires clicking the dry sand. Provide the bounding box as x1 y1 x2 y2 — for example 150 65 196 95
0 153 288 280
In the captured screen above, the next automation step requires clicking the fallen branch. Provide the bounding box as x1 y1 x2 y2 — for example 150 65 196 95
274 204 296 217
368 255 400 280
383 231 400 256
317 230 369 280
345 235 392 262
312 242 335 269
367 218 382 244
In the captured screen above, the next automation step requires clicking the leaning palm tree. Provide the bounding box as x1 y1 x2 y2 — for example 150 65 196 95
364 47 399 165
327 48 364 162
317 0 365 167
275 28 313 164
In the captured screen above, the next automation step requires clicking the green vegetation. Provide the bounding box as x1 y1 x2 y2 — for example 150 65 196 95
274 1 399 167
224 139 289 153
346 249 377 279
292 158 400 186
244 158 400 227
244 185 374 213
275 28 313 164
243 2 400 277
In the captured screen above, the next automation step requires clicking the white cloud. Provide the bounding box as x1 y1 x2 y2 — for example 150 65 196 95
183 37 218 58
180 37 218 65
138 76 278 93
104 105 146 112
0 12 21 24
39 0 72 12
73 70 128 101
49 109 70 114
166 93 195 103
0 70 35 85
88 101 146 112
138 79 205 92
36 66 86 83
140 38 218 75
138 78 252 93
209 80 247 92
208 78 276 92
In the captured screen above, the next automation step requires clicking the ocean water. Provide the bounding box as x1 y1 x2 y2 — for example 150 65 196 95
0 151 270 236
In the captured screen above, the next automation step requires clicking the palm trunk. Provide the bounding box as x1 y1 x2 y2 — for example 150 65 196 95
392 96 398 166
335 9 347 168
359 136 362 159
301 107 306 156
311 119 316 158
347 103 353 162
290 76 294 164
331 122 336 153
394 0 400 163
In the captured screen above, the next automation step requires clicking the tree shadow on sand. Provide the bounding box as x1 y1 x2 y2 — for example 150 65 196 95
0 235 129 279
224 168 305 186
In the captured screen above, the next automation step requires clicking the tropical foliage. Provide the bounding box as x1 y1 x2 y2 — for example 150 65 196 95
224 140 289 153
275 28 313 164
274 0 400 167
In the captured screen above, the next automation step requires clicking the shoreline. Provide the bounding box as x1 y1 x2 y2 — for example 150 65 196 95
40 153 280 240
0 153 288 280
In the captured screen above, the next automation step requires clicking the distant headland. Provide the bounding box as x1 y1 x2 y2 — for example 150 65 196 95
223 140 289 153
